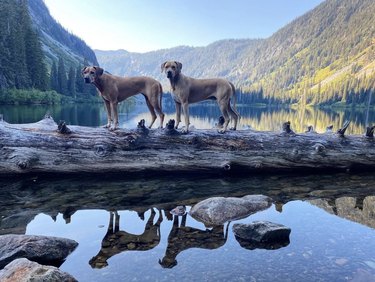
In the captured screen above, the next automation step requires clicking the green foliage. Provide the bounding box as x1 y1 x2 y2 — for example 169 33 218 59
0 0 48 91
0 89 61 105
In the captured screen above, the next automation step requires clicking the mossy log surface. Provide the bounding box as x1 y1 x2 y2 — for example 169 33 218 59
0 117 374 177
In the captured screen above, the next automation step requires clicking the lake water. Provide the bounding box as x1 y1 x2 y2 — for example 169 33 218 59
0 99 374 134
1 101 375 281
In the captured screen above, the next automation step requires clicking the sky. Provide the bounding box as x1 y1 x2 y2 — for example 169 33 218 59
43 0 325 53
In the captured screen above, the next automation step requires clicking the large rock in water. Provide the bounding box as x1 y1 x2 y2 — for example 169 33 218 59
233 221 291 250
0 258 77 282
189 195 272 226
0 234 78 269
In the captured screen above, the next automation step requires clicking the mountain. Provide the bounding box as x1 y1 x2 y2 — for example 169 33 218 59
96 0 375 106
95 39 261 87
28 0 98 68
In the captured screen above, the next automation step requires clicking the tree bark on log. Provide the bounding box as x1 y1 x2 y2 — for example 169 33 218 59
0 116 374 177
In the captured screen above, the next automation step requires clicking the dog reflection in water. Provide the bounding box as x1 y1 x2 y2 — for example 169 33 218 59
159 213 229 268
89 208 163 268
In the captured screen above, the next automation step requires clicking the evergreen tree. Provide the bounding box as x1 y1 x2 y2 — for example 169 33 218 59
57 57 68 95
50 61 58 91
11 1 30 88
75 65 84 94
67 66 76 98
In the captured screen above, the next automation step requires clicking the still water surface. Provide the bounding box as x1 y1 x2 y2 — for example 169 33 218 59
1 101 375 281
0 99 374 134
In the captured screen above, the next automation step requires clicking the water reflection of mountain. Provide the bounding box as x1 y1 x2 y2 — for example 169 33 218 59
1 102 374 133
2 174 375 235
1 174 375 271
144 102 375 134
309 196 375 229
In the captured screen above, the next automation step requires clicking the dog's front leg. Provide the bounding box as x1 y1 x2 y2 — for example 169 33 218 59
175 102 182 129
103 100 112 128
181 102 190 134
110 102 119 131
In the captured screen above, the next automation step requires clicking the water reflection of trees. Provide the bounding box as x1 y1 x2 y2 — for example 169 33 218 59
142 103 375 134
2 174 375 269
1 103 374 133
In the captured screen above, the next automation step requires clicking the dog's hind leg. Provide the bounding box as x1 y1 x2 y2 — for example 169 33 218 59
152 95 165 128
145 98 157 128
218 102 230 133
228 101 239 130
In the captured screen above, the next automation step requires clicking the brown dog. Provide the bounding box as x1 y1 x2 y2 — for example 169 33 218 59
82 66 164 130
161 61 239 133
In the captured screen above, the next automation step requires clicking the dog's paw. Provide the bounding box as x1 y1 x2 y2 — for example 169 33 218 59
102 124 111 129
230 127 237 131
180 129 189 134
109 126 119 131
218 129 226 134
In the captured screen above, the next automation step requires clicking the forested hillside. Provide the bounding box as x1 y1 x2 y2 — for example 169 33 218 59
0 0 98 103
96 0 375 107
0 0 48 90
28 0 98 68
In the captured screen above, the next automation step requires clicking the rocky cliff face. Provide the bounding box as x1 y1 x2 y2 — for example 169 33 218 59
28 0 98 68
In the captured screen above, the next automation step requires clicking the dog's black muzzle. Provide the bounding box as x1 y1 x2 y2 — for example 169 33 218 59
84 77 91 84
167 71 173 78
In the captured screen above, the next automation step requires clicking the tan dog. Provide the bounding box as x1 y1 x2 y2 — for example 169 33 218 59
82 66 164 130
161 61 239 133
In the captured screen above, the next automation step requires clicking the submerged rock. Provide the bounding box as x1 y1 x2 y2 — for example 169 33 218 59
233 221 291 250
0 258 77 282
189 195 272 226
0 234 78 269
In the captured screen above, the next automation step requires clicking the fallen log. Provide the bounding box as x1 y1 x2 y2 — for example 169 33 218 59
0 116 374 177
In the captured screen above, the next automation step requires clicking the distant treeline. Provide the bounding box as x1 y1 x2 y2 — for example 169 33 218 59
242 71 375 107
49 58 97 99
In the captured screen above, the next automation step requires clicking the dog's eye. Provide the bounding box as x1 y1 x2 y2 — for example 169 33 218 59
90 71 95 75
171 66 176 69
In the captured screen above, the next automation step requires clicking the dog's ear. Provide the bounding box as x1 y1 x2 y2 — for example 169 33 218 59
93 66 104 76
175 61 182 71
161 62 167 72
81 66 88 76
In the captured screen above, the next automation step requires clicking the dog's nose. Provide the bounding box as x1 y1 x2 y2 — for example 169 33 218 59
84 77 91 83
167 71 172 78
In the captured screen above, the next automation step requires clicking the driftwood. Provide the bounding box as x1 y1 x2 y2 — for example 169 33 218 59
0 116 374 177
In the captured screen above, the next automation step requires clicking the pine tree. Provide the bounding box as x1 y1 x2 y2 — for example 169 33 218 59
50 61 58 91
67 66 76 98
75 65 84 94
57 57 68 95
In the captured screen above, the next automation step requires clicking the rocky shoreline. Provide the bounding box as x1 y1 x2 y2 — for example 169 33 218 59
0 235 78 281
